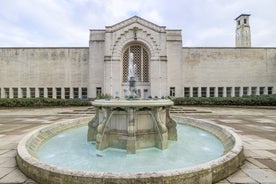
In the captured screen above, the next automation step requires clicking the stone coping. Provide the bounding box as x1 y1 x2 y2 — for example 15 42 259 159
92 99 174 107
16 116 244 184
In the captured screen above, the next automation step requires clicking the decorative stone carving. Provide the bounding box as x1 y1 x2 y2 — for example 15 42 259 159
88 99 177 154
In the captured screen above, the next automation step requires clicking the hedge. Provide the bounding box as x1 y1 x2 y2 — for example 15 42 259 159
173 94 276 106
0 98 91 107
1 95 275 107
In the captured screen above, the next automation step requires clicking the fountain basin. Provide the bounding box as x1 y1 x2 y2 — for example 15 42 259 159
88 99 177 154
16 116 244 183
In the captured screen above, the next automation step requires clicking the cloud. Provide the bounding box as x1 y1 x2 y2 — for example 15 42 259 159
0 0 275 47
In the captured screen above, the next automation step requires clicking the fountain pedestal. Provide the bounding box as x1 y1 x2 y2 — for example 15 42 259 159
88 99 177 154
129 76 136 98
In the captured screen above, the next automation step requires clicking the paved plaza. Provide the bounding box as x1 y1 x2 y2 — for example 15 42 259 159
0 106 275 183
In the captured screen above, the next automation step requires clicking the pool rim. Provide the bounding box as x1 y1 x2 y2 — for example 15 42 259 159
16 116 245 183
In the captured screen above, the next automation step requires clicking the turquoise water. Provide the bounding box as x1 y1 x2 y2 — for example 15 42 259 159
37 125 224 173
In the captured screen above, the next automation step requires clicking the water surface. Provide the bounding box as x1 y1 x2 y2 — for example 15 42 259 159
37 125 224 173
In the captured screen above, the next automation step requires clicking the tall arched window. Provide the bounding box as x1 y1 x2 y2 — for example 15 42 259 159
122 45 149 83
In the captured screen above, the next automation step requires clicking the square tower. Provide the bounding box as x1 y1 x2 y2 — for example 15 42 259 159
235 14 251 47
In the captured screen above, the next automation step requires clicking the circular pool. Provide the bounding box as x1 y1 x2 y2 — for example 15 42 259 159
37 125 224 173
16 116 245 183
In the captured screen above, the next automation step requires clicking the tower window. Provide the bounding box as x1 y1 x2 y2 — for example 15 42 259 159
244 19 247 24
237 20 240 25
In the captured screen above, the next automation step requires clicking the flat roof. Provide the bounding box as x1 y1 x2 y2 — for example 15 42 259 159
235 14 251 20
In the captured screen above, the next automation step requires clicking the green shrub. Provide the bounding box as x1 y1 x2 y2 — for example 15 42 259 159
173 94 276 106
96 93 112 100
0 98 91 107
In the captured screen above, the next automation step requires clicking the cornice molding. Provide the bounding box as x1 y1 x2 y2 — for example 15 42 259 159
106 16 166 33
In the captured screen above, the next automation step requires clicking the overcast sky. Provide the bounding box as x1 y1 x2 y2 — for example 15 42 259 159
0 0 275 47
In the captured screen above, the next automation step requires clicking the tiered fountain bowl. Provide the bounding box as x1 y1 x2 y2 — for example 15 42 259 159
88 99 177 154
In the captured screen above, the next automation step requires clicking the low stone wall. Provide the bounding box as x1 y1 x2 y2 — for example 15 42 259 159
16 116 245 184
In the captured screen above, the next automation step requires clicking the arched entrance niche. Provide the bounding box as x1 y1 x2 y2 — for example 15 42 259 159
121 42 151 98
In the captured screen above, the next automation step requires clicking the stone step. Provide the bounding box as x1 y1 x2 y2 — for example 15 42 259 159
170 107 212 114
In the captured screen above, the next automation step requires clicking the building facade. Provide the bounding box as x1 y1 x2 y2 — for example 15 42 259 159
0 15 275 99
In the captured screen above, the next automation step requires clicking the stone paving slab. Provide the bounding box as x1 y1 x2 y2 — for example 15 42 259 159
0 169 28 184
251 150 276 158
227 169 258 183
241 168 276 183
0 106 275 183
0 150 9 155
0 158 16 168
256 158 276 171
247 157 270 169
0 168 14 178
0 150 16 158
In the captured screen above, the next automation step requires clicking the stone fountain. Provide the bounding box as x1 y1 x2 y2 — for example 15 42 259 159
87 52 177 154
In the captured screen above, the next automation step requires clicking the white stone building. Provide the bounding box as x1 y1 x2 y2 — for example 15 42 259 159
0 15 275 99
